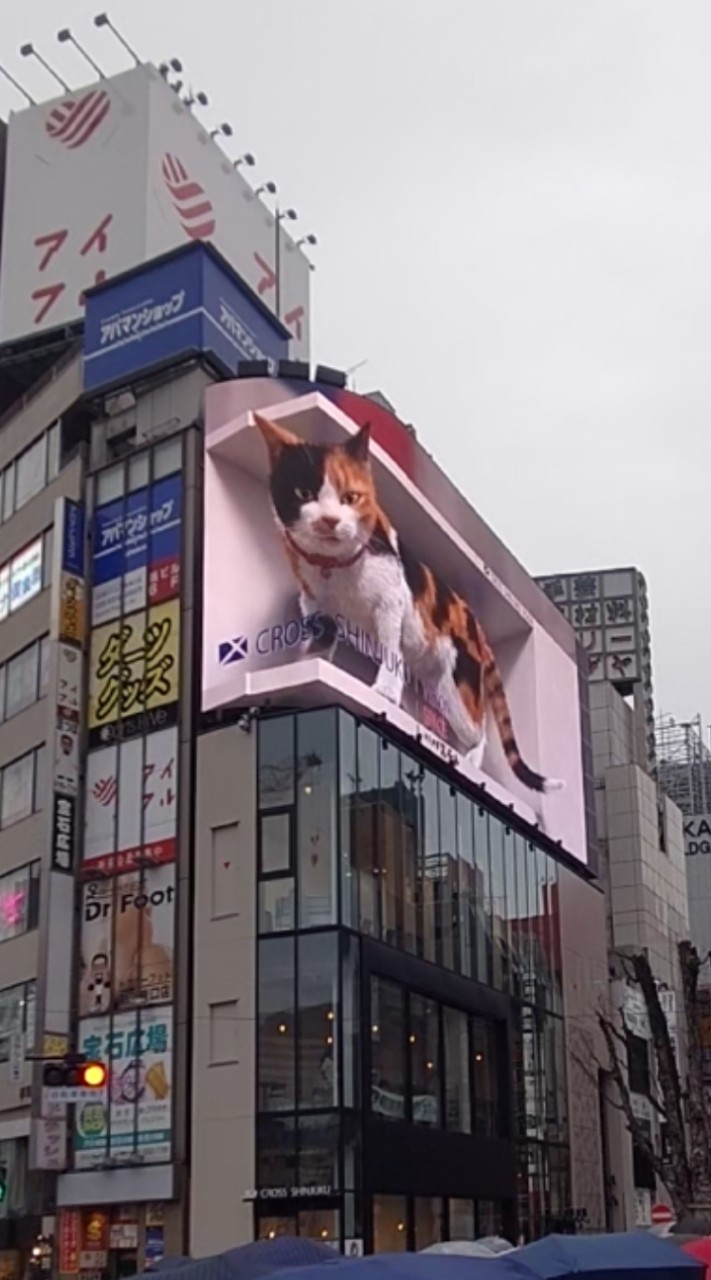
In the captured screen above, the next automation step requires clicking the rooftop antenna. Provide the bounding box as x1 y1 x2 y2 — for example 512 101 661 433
93 13 140 66
20 43 70 93
57 28 105 78
0 62 35 105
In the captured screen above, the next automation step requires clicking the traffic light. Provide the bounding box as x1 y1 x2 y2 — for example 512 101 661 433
42 1057 107 1095
0 1166 6 1204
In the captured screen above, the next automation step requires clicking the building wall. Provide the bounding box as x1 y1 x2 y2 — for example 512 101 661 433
191 722 257 1257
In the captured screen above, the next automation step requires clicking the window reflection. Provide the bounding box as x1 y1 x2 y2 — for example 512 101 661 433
473 806 492 984
259 716 295 810
298 933 339 1109
409 994 440 1127
378 740 403 948
297 711 337 928
370 978 405 1121
339 712 358 928
356 726 380 938
258 937 295 1111
373 1195 407 1252
443 1006 471 1133
450 1198 475 1240
472 1017 499 1137
414 1197 443 1250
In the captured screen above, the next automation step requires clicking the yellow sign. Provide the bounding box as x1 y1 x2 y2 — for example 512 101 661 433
89 600 180 732
43 1032 69 1058
59 572 85 645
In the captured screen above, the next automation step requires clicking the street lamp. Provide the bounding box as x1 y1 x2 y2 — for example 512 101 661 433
0 63 35 105
210 122 233 139
255 182 277 198
93 13 140 65
57 28 105 77
275 206 298 318
19 43 69 92
233 153 256 169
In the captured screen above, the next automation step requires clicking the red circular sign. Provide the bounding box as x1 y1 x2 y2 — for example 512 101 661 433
651 1204 675 1225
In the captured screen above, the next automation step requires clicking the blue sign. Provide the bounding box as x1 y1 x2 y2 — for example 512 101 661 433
83 242 289 393
92 473 182 624
62 500 85 577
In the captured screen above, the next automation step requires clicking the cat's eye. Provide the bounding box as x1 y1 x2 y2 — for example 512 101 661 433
295 488 314 502
342 490 361 506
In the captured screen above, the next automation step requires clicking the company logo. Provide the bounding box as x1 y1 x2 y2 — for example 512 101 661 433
92 775 118 808
218 637 249 665
46 88 111 150
162 154 216 240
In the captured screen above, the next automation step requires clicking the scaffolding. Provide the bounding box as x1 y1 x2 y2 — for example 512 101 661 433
656 713 711 816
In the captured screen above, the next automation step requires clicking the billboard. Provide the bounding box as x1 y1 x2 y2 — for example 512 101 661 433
73 1006 173 1169
84 243 289 394
202 380 588 863
79 865 175 1015
0 63 310 355
0 537 44 621
684 815 711 960
536 567 651 689
87 599 180 748
84 727 178 875
92 473 182 625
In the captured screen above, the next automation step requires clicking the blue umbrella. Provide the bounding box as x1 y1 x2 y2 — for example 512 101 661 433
269 1253 539 1280
142 1240 337 1280
515 1233 705 1280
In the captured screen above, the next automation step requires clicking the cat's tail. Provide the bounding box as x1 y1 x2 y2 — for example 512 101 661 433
480 636 564 795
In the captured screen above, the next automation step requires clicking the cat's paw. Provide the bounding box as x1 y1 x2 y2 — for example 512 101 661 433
373 669 404 706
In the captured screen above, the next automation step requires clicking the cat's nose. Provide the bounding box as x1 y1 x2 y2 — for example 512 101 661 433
316 516 339 532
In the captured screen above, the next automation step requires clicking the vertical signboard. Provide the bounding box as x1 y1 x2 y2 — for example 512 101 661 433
73 448 182 1171
31 499 87 1172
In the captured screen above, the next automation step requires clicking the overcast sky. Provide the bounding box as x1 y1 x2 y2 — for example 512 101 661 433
2 1 709 740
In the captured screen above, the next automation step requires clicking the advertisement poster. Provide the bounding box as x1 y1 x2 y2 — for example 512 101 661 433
92 475 182 626
83 727 178 874
79 864 175 1015
74 1008 173 1169
58 1211 81 1273
201 380 587 862
80 1211 109 1270
88 599 180 748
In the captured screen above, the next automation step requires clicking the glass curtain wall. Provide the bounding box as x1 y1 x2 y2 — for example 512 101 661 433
256 708 571 1245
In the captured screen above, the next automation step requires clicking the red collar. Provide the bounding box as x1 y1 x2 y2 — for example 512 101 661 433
285 530 366 579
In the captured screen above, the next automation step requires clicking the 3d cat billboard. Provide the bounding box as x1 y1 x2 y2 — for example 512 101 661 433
203 379 588 864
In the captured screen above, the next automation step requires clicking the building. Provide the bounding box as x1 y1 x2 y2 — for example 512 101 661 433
0 51 613 1276
538 571 689 1230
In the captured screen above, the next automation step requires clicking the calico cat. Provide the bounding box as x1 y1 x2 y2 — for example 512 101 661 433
254 412 563 795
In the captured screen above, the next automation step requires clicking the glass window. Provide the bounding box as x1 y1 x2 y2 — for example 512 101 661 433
260 812 292 877
378 740 403 948
2 753 35 827
0 985 24 1061
356 725 380 938
97 463 124 505
472 1017 500 1137
0 665 5 722
449 1198 475 1240
39 636 50 696
339 711 358 928
0 866 31 941
15 435 47 510
258 1218 296 1241
5 644 39 720
421 770 438 964
128 453 150 492
3 463 14 522
33 746 47 813
47 422 61 482
258 937 295 1111
410 994 441 1127
373 1196 407 1253
298 932 339 1109
370 977 405 1121
342 932 360 1109
25 981 36 1048
414 1197 443 1250
259 879 295 934
154 437 182 478
503 826 522 997
400 753 419 956
297 1112 340 1188
257 1114 296 1188
456 795 476 979
298 1207 339 1245
437 780 456 970
297 710 337 928
488 816 507 990
27 863 40 931
443 1006 471 1133
259 716 295 810
473 806 492 984
515 834 531 1000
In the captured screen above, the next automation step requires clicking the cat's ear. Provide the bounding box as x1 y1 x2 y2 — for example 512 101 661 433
343 422 371 463
253 413 301 465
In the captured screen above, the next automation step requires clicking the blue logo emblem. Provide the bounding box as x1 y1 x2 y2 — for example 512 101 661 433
218 637 249 665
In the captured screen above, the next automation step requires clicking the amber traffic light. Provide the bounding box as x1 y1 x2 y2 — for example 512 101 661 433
42 1059 107 1090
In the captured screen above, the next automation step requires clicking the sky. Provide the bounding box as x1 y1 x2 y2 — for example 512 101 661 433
2 0 710 740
